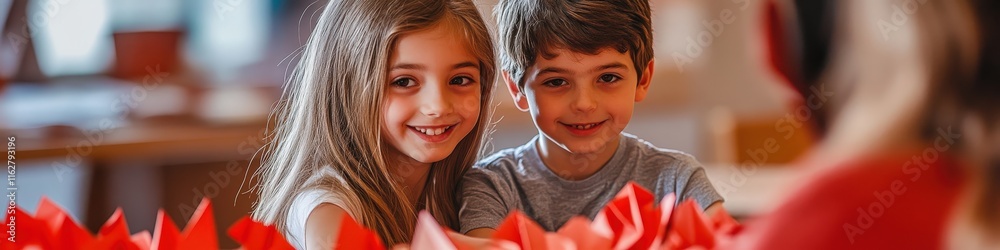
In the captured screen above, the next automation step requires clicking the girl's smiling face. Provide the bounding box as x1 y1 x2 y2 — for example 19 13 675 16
381 21 482 164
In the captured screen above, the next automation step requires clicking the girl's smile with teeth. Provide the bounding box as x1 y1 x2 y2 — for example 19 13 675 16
409 125 455 136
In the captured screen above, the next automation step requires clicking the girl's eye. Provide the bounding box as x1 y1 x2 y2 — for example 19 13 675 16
598 74 621 83
542 79 568 87
449 76 475 86
391 78 416 88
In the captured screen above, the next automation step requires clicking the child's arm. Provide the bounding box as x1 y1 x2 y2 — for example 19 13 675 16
704 201 724 215
304 203 348 249
704 201 735 220
447 231 494 247
458 168 516 238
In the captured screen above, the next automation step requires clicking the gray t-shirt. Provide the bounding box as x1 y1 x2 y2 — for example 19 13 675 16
459 133 724 233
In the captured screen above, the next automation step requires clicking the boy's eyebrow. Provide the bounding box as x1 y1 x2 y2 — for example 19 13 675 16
390 62 480 71
591 62 628 73
537 67 569 76
536 62 629 76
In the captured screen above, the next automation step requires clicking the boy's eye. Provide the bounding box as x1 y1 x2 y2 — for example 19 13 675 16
391 78 416 88
450 76 475 86
598 74 621 83
542 79 568 87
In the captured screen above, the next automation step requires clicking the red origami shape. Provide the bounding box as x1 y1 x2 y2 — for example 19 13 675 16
492 210 548 250
131 230 152 249
334 214 385 250
662 200 715 249
147 197 220 250
228 216 294 250
411 210 475 250
708 208 741 237
2 205 55 249
555 216 612 250
92 208 145 250
178 197 218 250
592 182 665 250
151 209 181 250
35 197 94 249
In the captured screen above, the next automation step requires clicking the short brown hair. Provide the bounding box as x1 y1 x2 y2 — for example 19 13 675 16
495 0 653 88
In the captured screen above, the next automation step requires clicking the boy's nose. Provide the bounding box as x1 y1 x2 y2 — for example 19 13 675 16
572 86 598 113
420 83 454 117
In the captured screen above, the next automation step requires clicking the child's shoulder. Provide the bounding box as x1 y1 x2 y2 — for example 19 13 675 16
472 140 536 170
622 133 703 171
473 147 518 169
464 139 543 183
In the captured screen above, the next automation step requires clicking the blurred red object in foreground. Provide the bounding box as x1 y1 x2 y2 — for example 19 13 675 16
3 197 294 250
8 182 738 249
333 182 740 250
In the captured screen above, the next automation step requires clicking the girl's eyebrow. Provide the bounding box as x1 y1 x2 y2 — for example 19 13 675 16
391 63 424 70
453 62 479 70
390 61 479 71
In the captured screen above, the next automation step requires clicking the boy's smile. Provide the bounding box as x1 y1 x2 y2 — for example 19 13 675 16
506 47 653 163
561 120 608 136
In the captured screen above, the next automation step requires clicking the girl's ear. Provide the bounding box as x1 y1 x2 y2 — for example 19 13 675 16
635 59 654 102
504 71 530 111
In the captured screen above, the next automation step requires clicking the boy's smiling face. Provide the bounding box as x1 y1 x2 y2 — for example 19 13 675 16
507 47 653 155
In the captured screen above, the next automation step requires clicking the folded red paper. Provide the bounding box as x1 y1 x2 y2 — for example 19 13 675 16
411 211 476 250
153 209 181 250
663 199 715 249
592 182 676 250
556 216 612 250
334 213 386 250
37 197 91 249
228 216 295 250
2 205 55 249
325 181 739 250
14 181 737 250
93 208 145 250
493 210 549 250
5 197 296 250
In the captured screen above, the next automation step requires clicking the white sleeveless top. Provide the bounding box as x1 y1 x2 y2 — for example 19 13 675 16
284 168 354 250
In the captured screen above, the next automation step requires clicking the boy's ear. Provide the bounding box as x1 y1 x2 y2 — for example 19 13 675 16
504 71 530 111
635 59 655 102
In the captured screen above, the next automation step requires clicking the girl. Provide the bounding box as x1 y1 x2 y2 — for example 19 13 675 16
251 0 495 248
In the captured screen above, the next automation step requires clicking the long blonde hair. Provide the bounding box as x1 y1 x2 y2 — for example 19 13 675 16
251 0 495 245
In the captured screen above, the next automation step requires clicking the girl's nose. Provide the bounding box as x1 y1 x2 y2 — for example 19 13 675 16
420 83 454 117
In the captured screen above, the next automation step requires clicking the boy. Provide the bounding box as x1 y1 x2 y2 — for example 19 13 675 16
459 0 726 236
